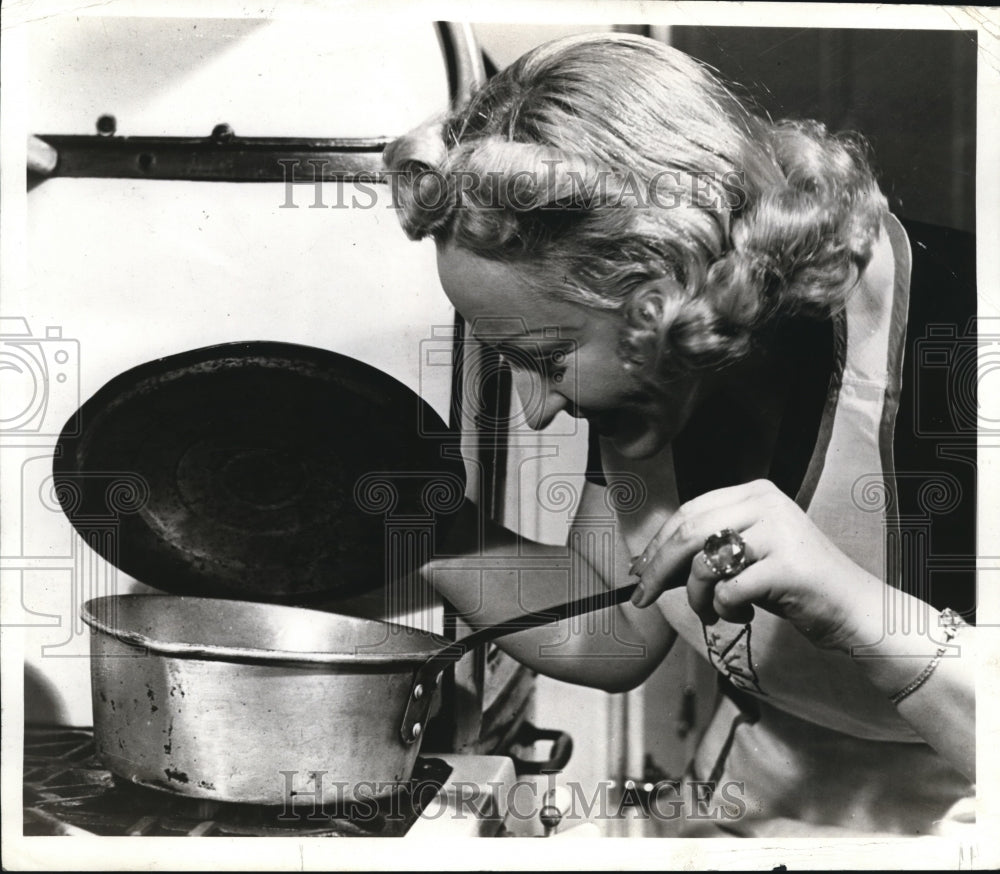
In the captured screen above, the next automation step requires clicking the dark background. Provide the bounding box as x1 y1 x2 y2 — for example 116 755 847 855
663 27 980 621
669 27 977 233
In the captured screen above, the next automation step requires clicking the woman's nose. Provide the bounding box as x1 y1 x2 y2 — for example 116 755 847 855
509 366 568 431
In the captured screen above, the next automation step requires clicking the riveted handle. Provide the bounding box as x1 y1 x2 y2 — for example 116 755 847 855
399 582 639 743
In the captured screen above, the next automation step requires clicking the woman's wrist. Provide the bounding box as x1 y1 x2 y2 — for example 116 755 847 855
802 563 894 655
833 577 968 695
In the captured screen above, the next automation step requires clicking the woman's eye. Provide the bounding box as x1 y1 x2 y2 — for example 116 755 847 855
493 344 572 377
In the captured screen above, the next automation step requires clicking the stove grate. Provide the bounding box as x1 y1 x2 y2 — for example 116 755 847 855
24 726 452 837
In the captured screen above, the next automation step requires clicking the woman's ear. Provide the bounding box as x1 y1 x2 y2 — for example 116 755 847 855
623 275 686 330
615 276 682 376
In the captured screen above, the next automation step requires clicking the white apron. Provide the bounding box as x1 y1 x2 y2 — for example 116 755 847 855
602 216 973 835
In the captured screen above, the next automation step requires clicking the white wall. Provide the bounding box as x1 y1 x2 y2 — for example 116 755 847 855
8 13 453 726
473 23 614 69
26 16 448 138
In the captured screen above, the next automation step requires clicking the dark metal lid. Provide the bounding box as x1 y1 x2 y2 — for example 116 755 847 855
53 342 465 604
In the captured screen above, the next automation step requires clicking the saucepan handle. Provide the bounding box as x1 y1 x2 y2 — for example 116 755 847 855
506 721 574 775
399 582 639 743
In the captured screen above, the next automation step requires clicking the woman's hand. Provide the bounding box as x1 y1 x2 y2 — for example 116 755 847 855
629 478 976 781
629 479 874 652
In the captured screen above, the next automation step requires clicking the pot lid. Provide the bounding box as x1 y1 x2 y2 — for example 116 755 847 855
52 342 466 604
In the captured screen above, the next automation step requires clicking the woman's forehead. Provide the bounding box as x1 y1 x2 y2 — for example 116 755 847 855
436 241 590 339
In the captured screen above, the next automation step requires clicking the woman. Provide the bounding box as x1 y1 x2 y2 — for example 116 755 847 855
384 33 975 836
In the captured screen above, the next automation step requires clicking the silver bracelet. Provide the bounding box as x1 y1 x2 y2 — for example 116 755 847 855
888 608 965 706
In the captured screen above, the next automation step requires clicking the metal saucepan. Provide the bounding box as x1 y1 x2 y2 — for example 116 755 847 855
82 582 637 805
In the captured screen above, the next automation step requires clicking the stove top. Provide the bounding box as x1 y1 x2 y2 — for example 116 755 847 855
24 726 513 837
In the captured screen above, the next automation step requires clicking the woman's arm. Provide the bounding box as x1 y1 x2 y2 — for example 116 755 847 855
631 478 975 780
834 583 975 782
425 481 676 693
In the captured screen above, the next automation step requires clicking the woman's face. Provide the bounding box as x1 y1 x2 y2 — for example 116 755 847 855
436 241 703 459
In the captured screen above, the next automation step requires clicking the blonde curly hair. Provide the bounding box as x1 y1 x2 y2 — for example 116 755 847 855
384 33 887 378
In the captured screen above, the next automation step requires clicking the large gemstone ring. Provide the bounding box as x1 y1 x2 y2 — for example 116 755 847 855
701 528 750 578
